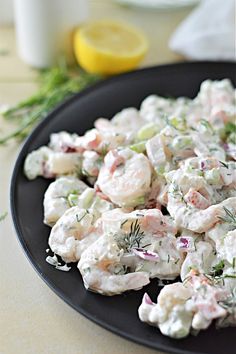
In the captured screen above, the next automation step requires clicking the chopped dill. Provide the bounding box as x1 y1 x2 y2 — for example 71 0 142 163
219 161 229 169
121 219 128 228
200 119 214 133
218 207 236 226
209 260 225 277
76 211 88 223
100 143 110 157
114 219 145 253
170 183 188 207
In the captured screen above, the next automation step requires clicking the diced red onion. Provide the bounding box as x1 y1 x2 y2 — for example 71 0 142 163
200 160 207 170
223 143 229 151
61 145 77 153
132 248 159 262
143 292 154 305
177 237 194 251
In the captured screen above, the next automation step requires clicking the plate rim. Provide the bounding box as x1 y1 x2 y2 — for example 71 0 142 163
10 61 236 354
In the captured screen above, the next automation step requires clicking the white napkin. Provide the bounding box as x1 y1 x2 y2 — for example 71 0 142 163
169 0 236 61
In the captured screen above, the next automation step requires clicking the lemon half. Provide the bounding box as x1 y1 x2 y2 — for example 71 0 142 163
74 20 148 75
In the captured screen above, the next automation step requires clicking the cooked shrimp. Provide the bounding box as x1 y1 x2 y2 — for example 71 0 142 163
24 146 82 180
43 176 88 226
212 229 236 265
180 241 216 281
78 207 183 295
97 148 152 207
78 233 150 295
138 283 193 338
82 150 102 177
139 271 229 338
95 108 145 137
168 194 236 233
101 208 177 237
166 157 236 232
49 131 80 152
48 207 98 263
76 127 127 154
185 272 228 330
196 79 235 127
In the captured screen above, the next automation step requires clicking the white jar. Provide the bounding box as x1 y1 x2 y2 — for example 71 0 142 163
14 0 88 68
0 0 14 24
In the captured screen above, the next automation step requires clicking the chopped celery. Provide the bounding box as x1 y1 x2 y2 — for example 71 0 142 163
130 141 146 153
68 193 79 207
204 168 221 185
155 165 165 176
169 116 187 131
172 136 192 150
77 188 95 209
137 123 159 141
90 196 113 215
126 195 145 207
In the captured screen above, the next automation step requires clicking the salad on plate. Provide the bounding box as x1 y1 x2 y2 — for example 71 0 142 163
24 78 236 339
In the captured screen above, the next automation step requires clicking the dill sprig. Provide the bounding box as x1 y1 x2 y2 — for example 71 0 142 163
218 207 236 226
114 219 145 253
0 211 8 222
200 119 214 133
0 59 100 145
76 210 89 223
209 260 225 277
219 161 229 169
170 183 188 207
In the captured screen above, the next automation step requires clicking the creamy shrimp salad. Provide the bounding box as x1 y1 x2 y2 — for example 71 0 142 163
24 79 236 338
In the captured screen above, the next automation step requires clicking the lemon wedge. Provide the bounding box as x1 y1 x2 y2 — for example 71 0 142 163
73 20 148 75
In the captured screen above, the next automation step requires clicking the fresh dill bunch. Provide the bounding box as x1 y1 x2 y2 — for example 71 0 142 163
114 219 145 253
0 58 100 145
218 207 236 227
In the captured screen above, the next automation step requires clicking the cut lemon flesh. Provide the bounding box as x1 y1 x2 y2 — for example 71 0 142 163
73 20 148 75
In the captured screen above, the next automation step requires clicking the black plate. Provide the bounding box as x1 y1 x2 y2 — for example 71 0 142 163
11 62 236 354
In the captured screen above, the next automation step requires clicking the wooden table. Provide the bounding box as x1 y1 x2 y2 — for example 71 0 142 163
0 1 193 353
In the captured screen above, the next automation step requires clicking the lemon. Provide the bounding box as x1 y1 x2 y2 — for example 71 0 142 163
73 20 148 75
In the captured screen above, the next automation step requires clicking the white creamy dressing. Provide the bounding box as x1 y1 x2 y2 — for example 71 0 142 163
24 79 236 338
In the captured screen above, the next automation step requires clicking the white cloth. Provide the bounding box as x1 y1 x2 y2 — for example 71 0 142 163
169 0 236 61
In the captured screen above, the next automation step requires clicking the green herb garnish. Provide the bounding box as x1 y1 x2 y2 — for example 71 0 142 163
0 211 7 222
219 161 229 169
115 219 145 253
209 260 225 277
170 183 188 207
225 122 236 135
0 59 100 144
76 210 88 223
200 119 214 133
218 207 236 226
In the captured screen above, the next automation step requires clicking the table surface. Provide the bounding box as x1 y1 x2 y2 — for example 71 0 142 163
0 1 193 353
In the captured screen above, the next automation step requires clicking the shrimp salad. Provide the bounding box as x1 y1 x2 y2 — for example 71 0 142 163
24 79 236 339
